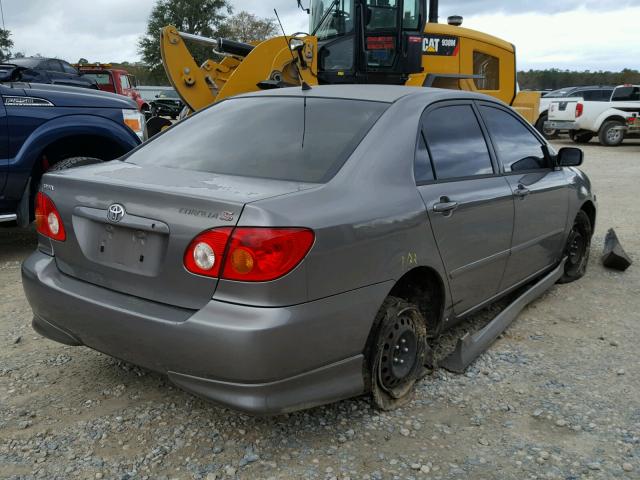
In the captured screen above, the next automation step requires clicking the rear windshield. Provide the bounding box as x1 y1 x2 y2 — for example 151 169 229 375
127 96 388 183
9 58 40 68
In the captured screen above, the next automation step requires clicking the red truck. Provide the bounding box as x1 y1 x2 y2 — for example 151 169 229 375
74 64 149 113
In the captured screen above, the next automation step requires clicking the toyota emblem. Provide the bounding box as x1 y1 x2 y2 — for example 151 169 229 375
107 203 126 223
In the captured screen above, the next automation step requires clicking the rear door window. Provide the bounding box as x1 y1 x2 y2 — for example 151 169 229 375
422 104 494 180
45 59 64 72
480 105 548 172
581 90 601 101
127 97 388 183
599 90 613 101
414 132 434 183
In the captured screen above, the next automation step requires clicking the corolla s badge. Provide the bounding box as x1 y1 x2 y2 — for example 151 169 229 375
107 203 126 223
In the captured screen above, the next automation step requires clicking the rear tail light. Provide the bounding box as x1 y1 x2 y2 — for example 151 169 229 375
628 117 636 125
183 227 233 277
223 228 315 282
184 227 315 282
35 192 66 241
575 103 584 118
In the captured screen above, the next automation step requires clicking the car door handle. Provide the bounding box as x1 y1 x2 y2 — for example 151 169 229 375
433 198 459 214
514 184 531 198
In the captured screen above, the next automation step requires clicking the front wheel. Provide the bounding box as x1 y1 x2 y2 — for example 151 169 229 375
558 210 592 283
598 120 625 146
367 297 428 410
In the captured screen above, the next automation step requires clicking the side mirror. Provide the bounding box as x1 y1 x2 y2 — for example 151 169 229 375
557 147 583 167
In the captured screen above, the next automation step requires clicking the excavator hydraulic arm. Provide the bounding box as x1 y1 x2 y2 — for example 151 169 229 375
160 26 318 113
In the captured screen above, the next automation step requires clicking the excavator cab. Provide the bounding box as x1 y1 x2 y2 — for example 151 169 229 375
311 0 426 85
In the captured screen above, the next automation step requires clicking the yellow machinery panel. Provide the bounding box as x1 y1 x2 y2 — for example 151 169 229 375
160 21 538 125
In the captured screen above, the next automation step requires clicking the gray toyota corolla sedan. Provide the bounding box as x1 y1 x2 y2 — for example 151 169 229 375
22 85 596 414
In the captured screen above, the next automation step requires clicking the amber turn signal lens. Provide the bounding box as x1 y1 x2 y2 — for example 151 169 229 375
230 247 255 274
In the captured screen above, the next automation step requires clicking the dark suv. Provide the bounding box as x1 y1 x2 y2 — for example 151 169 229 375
7 57 98 89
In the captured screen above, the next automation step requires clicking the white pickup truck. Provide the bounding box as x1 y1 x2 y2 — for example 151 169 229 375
545 85 640 146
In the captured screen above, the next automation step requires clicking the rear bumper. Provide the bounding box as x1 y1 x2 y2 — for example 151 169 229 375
545 120 580 131
22 251 391 414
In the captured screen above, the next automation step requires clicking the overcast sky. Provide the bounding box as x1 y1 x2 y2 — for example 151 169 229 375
2 0 639 71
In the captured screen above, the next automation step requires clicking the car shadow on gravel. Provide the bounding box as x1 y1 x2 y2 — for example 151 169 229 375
0 225 37 262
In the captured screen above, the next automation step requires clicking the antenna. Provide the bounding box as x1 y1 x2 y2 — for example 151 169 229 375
274 8 311 91
0 0 6 31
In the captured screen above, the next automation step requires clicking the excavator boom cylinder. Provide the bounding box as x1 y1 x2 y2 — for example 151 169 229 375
217 39 255 57
175 31 255 58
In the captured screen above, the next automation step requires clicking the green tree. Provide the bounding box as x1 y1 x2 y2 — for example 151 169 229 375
138 0 231 84
222 11 278 44
0 29 14 62
518 69 640 91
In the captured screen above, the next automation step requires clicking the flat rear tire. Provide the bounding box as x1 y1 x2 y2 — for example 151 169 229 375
367 297 428 410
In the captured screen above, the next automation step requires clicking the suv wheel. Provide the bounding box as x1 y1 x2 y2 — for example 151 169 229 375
598 120 625 146
559 210 592 283
48 156 103 172
535 113 557 139
367 297 428 410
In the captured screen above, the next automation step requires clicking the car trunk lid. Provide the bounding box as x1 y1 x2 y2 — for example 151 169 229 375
45 161 314 309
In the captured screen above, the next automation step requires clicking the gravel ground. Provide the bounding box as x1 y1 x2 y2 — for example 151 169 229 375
1 139 639 480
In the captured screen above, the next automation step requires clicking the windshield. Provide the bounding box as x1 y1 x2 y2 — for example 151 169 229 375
158 90 179 99
127 96 388 183
82 73 113 85
311 0 355 40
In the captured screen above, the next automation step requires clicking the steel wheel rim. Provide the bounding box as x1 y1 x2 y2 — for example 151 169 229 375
379 316 419 391
567 229 586 266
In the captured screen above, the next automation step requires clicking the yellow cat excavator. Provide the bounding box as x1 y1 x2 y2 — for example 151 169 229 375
159 0 539 125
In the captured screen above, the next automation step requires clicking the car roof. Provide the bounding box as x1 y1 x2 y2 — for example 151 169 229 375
9 58 42 68
235 84 487 104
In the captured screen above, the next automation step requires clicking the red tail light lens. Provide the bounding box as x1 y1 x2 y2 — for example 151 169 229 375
222 228 315 282
575 103 584 118
184 227 315 282
183 227 233 277
35 192 66 241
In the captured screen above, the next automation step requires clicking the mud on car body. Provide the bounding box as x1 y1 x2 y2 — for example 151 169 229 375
22 85 596 414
